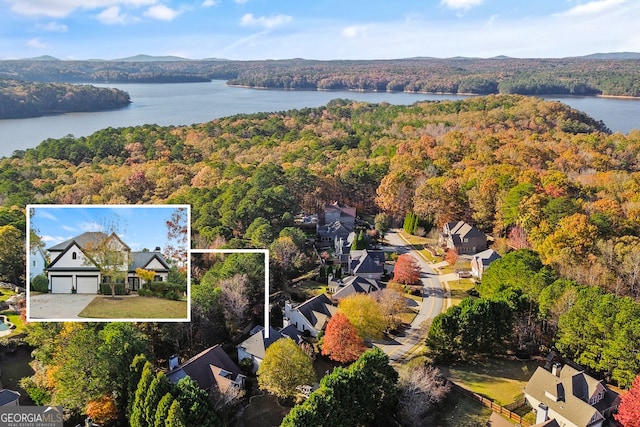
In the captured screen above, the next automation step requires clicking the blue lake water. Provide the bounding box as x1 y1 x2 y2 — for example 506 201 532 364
0 80 638 158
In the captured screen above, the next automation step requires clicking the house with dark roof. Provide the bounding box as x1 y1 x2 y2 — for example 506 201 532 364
470 248 501 279
236 325 302 373
523 363 619 427
45 231 169 294
0 389 20 406
167 345 245 397
316 202 357 248
328 275 382 301
283 294 337 337
348 249 386 279
439 221 487 255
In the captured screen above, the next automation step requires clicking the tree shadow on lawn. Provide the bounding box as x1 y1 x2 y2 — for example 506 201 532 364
236 393 290 427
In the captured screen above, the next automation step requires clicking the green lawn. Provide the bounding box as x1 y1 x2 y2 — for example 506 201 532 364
1 311 25 336
438 390 493 427
440 358 538 405
78 296 188 319
0 288 16 302
237 394 290 427
447 278 477 306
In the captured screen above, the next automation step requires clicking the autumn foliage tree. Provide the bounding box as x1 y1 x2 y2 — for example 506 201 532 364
616 375 640 427
393 254 422 285
86 395 118 425
445 247 459 267
338 294 386 340
321 312 366 363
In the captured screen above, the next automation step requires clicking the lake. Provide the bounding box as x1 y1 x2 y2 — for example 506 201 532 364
0 80 639 158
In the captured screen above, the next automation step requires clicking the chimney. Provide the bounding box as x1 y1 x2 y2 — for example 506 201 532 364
551 362 562 377
154 246 161 252
169 355 179 371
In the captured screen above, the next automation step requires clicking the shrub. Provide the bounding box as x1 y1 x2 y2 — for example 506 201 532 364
100 283 126 295
31 274 49 293
141 281 185 300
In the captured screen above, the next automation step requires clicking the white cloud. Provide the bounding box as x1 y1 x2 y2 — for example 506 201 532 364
26 37 48 48
7 0 156 18
81 221 104 232
61 225 77 232
202 0 219 6
97 6 129 24
144 4 182 21
240 13 292 29
440 0 484 11
342 25 367 38
234 0 249 4
558 0 626 16
35 21 68 32
40 235 67 245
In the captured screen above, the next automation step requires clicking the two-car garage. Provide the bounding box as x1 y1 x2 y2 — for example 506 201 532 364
49 275 99 294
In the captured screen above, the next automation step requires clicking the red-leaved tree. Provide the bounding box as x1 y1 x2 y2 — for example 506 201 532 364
321 312 366 363
393 254 422 285
616 375 640 427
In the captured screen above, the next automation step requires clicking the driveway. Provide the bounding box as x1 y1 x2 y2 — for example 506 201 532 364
28 294 97 320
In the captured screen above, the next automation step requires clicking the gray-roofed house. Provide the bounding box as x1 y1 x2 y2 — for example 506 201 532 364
440 221 488 255
0 389 20 406
470 248 501 279
236 325 302 373
329 275 382 301
523 363 619 427
283 293 337 337
45 231 169 294
316 202 357 248
348 249 386 279
167 345 245 398
29 246 48 279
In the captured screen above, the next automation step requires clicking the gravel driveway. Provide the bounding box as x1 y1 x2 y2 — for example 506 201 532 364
28 294 98 320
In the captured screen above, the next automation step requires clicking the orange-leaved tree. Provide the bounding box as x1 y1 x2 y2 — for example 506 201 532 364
86 395 118 425
616 375 640 427
393 254 421 285
321 312 366 363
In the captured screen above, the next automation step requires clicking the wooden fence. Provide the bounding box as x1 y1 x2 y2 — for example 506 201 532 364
450 382 532 427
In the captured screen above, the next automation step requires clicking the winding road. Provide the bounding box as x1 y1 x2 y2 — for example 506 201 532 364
375 229 450 364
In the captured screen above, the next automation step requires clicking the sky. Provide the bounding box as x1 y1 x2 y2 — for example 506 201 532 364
1 0 639 60
29 205 188 253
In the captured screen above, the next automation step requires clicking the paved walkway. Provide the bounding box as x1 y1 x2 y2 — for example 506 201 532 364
28 294 97 320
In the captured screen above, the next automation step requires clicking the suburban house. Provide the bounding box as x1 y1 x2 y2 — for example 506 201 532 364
334 231 356 269
316 202 357 248
523 363 619 427
236 325 302 373
167 345 245 398
470 248 501 279
283 293 337 337
319 202 356 226
29 246 48 279
440 221 488 255
328 275 382 301
0 389 20 406
45 231 169 294
348 249 386 279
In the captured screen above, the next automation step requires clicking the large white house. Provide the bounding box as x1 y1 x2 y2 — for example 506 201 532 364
45 231 169 294
524 363 619 427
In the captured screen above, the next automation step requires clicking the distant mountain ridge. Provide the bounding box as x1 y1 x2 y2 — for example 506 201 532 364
112 54 192 62
579 52 640 60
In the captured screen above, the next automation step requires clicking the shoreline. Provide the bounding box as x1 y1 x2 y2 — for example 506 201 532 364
225 83 640 99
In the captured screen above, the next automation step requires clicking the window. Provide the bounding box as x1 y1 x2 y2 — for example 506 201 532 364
154 275 162 282
33 260 37 267
72 252 77 260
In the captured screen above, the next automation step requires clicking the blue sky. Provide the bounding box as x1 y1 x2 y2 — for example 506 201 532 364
1 0 639 60
29 205 188 253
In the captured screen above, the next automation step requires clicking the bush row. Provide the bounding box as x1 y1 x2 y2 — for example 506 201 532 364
138 281 185 300
100 283 126 295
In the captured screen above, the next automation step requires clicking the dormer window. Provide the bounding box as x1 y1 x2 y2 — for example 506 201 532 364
72 252 77 260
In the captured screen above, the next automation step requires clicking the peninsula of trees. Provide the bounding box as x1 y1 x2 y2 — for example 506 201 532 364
0 79 131 119
1 55 640 96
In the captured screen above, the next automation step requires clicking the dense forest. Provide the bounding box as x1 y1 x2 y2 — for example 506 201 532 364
0 79 130 119
1 56 640 96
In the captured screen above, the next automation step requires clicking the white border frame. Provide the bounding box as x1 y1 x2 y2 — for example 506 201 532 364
26 204 191 322
190 249 270 338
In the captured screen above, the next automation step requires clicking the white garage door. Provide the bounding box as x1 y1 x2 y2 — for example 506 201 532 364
51 276 72 293
76 276 99 294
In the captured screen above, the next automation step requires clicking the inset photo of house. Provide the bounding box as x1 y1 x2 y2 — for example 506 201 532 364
27 204 190 321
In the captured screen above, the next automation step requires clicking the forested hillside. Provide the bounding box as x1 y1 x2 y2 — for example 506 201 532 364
0 79 130 119
1 57 640 96
3 93 640 396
